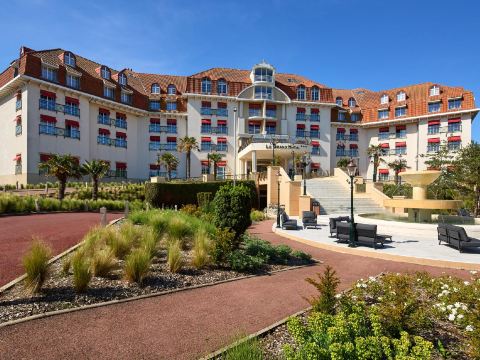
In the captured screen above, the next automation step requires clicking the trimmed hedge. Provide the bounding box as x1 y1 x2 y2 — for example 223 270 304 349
145 180 257 207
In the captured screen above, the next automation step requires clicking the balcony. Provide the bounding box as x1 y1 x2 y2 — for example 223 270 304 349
266 110 276 118
200 107 228 117
427 145 440 153
248 109 262 117
15 125 22 136
378 133 390 140
336 149 359 157
15 164 22 175
216 143 228 152
427 127 440 135
201 126 228 134
336 134 358 141
98 115 114 126
115 119 128 129
97 136 114 146
39 99 80 117
107 170 127 178
296 113 319 121
149 124 177 133
311 148 320 155
296 113 306 121
149 143 177 151
201 143 213 152
254 74 273 82
448 124 462 133
115 139 127 148
16 100 22 111
296 130 319 138
39 124 80 139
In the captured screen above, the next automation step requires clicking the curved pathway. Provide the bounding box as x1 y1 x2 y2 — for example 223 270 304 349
0 212 122 286
0 221 470 360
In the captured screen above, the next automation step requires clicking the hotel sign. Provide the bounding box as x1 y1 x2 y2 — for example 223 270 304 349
265 143 310 150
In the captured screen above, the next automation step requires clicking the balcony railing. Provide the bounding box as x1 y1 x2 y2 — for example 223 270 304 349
336 149 359 157
447 143 462 151
16 100 22 111
15 125 22 136
200 107 228 116
427 145 440 153
248 109 262 117
378 133 389 140
254 74 273 82
296 113 306 121
201 126 228 134
39 124 80 139
427 127 440 135
216 143 228 152
336 134 358 141
295 113 320 121
148 124 177 133
448 124 462 133
296 130 319 138
266 110 276 118
106 170 127 178
115 119 128 129
115 139 127 148
311 148 320 155
149 143 177 151
15 164 22 175
97 136 114 146
201 143 213 152
39 99 80 117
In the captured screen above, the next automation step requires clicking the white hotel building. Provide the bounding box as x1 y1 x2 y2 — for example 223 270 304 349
0 47 477 185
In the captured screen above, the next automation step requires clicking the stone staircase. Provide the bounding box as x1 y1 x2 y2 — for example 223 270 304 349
306 177 385 215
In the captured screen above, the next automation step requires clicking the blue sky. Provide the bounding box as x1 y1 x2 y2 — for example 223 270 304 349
1 0 479 140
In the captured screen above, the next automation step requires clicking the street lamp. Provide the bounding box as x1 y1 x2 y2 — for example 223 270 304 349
301 153 311 196
346 158 357 247
276 170 281 228
156 150 161 177
270 135 277 166
233 107 237 186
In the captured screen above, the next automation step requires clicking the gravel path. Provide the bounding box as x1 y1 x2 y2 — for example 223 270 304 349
0 212 122 286
0 220 470 360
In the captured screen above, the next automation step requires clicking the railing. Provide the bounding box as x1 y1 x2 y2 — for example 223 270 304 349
448 124 462 133
254 74 273 82
106 170 127 178
200 107 228 116
115 119 128 129
201 143 213 152
311 148 320 155
447 143 462 151
115 139 128 148
15 164 22 175
39 124 80 139
39 99 80 117
15 125 22 136
149 143 177 151
266 110 276 118
378 133 389 140
296 131 319 138
216 143 228 152
427 127 440 135
201 126 228 134
336 149 359 157
296 113 306 121
427 145 440 153
336 134 358 141
97 136 114 146
248 109 262 117
98 115 129 129
295 113 320 121
16 100 22 111
149 124 177 133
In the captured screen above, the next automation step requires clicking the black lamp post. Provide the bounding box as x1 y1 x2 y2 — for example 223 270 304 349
346 158 357 247
276 170 281 228
270 135 277 166
291 150 295 178
301 153 311 196
156 150 161 176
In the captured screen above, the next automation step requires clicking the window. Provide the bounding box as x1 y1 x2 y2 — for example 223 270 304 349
297 86 305 100
166 137 177 151
378 127 390 140
201 161 210 175
115 132 127 148
66 74 80 89
311 141 320 155
118 73 127 86
167 119 177 133
65 97 80 116
310 125 319 138
120 91 131 104
104 86 114 99
39 115 56 135
115 114 128 129
254 86 272 99
448 118 461 132
380 94 389 104
427 120 440 134
65 120 80 139
396 91 406 102
378 109 389 120
348 97 356 107
254 67 273 82
151 83 160 94
427 139 440 153
448 138 461 151
378 171 389 182
167 84 176 95
39 91 56 111
311 87 319 101
395 142 406 155
217 138 227 151
265 122 276 135
64 52 76 67
448 98 462 110
338 111 346 121
166 101 177 111
41 66 57 82
201 137 212 151
201 119 212 133
296 124 306 137
217 120 227 134
217 79 227 94
149 100 160 111
201 77 212 94
428 102 441 113
216 164 226 180
336 97 343 106
351 113 359 122
429 85 440 96
101 66 111 79
248 121 261 134
395 106 406 117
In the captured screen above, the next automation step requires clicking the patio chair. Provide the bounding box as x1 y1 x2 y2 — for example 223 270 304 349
438 223 480 253
302 211 318 229
355 223 385 249
329 216 350 237
335 222 351 243
281 211 298 230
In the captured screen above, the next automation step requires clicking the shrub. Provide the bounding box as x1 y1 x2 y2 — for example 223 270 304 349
197 192 212 208
210 228 236 265
224 338 264 360
180 204 200 217
107 222 140 259
22 238 52 293
192 230 210 269
305 265 340 314
243 237 275 262
62 256 71 275
229 250 265 273
167 216 193 243
91 248 117 277
71 251 92 293
273 244 292 264
292 250 312 262
124 248 151 284
167 239 184 273
212 183 253 240
250 210 265 222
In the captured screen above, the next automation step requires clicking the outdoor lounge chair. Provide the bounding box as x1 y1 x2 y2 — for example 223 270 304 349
355 223 385 249
281 212 298 230
302 211 318 229
329 216 350 237
335 222 351 243
438 223 480 253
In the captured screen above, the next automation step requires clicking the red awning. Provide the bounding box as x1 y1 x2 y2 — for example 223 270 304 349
167 119 176 125
116 132 127 138
40 90 56 98
310 125 319 130
40 114 56 123
217 137 227 142
150 136 160 141
65 96 79 105
266 104 276 110
297 124 305 129
266 121 277 126
12 154 21 161
395 142 406 147
428 120 440 125
40 154 51 162
310 163 320 169
217 161 227 167
448 136 461 142
116 162 127 169
248 121 260 125
349 128 358 133
311 141 319 146
201 137 211 142
310 108 319 114
296 107 305 113
201 160 209 166
65 120 79 127
337 128 345 133
379 127 389 132
150 164 160 170
396 125 406 130
201 119 211 124
150 118 160 124
428 138 440 143
99 128 110 135
349 144 358 149
380 143 390 148
167 137 176 142
99 108 110 114
217 120 227 125
201 101 211 107
116 112 126 119
249 103 261 109
448 118 461 123
379 169 389 174
217 102 227 108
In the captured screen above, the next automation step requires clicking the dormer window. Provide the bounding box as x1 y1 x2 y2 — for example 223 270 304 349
201 77 212 94
311 86 319 101
336 97 343 106
151 83 160 94
297 85 305 100
380 94 389 104
430 85 440 96
254 67 273 82
118 73 127 86
217 79 227 95
167 84 176 95
101 66 111 80
396 91 406 102
348 97 356 107
64 52 76 67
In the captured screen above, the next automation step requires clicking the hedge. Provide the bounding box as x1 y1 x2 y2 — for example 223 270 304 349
145 180 257 208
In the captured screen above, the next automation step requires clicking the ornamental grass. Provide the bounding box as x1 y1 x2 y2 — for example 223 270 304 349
124 248 151 284
167 239 184 273
71 251 92 293
22 238 52 293
192 229 210 269
91 248 117 277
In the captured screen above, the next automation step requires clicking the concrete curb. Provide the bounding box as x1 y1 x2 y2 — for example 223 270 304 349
0 262 317 328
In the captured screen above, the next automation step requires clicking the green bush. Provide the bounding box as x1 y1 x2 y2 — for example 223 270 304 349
22 238 52 293
62 256 71 275
210 228 236 265
91 248 117 277
71 251 92 293
305 266 340 314
243 237 276 262
273 244 292 264
250 210 265 222
167 239 184 273
124 248 151 284
228 250 265 272
383 184 413 198
192 229 210 269
140 228 159 259
213 183 253 240
292 250 312 262
224 338 264 360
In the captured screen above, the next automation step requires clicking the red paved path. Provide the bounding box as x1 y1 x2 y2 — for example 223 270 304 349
0 212 122 286
0 221 469 360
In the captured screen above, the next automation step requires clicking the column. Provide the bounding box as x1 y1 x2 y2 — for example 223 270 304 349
252 150 257 173
244 160 249 175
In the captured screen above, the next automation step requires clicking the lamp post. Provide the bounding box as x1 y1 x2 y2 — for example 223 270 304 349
156 150 161 177
291 150 295 180
276 170 281 228
270 135 277 166
301 153 311 196
346 158 357 247
233 107 237 186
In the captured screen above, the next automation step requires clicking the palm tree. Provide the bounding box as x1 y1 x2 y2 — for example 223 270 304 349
160 153 179 181
178 136 198 179
388 159 409 185
38 154 81 200
367 144 385 182
81 160 110 200
207 153 224 180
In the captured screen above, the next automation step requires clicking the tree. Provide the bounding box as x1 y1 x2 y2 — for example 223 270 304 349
81 160 110 200
207 152 224 180
160 152 179 181
177 136 198 179
453 142 480 216
423 143 457 200
388 159 409 185
38 154 81 200
336 158 350 169
367 144 385 182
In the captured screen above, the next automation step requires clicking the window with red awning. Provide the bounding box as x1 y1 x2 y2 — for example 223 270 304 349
40 90 56 98
217 102 227 109
150 164 160 170
201 101 211 107
296 124 305 129
201 137 211 142
337 128 345 133
310 163 320 169
116 112 126 119
395 142 406 147
65 96 79 105
150 136 160 141
99 108 110 114
217 137 227 143
201 160 209 166
201 119 211 124
350 128 358 133
349 144 358 149
310 125 319 130
98 128 110 135
428 120 440 125
448 136 461 142
116 132 127 139
167 137 176 142
116 162 127 169
379 127 389 132
296 107 305 113
217 161 227 167
167 119 176 125
380 143 390 148
150 118 160 124
65 120 79 127
310 108 319 114
428 138 440 143
40 154 52 162
311 141 319 146
40 114 56 123
448 118 461 123
396 125 406 130
379 169 389 174
217 120 227 125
